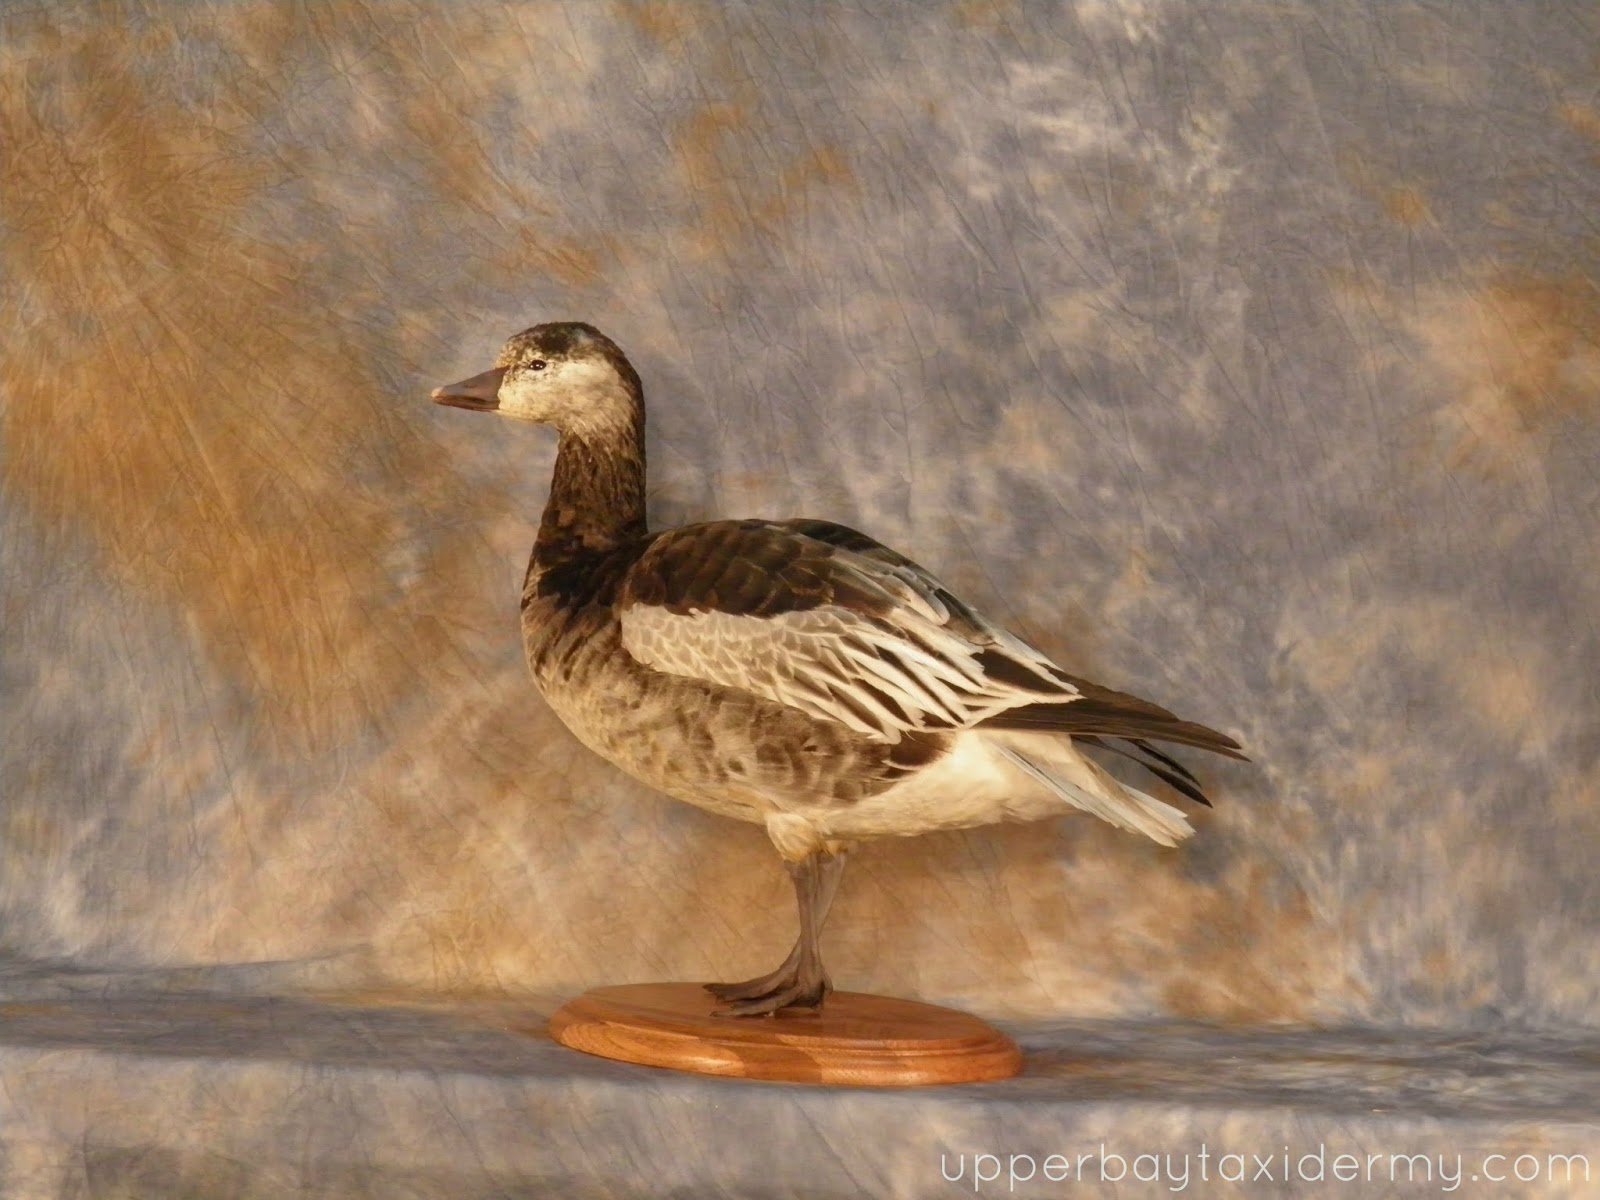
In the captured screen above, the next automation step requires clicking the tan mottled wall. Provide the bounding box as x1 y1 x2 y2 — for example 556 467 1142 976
3 0 1597 1027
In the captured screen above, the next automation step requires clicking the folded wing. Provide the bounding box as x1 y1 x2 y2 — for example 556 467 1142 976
618 519 1078 743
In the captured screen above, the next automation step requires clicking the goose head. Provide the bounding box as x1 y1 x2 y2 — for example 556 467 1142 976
431 321 641 434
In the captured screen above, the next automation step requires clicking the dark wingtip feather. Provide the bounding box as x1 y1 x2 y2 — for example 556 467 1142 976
987 701 1250 762
1128 737 1202 785
1078 735 1215 808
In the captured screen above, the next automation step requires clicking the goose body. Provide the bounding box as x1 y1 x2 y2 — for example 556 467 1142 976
434 322 1245 1014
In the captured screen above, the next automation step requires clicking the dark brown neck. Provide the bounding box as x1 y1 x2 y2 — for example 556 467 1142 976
533 407 648 571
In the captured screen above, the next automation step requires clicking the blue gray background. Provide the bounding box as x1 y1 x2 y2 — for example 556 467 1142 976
4 0 1598 1033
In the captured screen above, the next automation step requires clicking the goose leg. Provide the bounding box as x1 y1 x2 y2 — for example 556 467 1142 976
708 849 847 1016
706 851 845 1007
705 852 845 1002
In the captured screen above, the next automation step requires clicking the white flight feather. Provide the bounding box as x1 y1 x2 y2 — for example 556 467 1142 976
846 644 966 724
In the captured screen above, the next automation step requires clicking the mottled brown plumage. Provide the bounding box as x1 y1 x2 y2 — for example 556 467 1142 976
433 321 1246 1015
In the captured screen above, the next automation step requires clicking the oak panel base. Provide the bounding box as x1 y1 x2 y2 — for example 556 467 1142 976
548 983 1022 1087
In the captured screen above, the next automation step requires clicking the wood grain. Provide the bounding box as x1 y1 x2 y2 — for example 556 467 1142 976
548 983 1023 1087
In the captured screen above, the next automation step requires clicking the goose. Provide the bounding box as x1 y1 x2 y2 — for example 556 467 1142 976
432 322 1246 1016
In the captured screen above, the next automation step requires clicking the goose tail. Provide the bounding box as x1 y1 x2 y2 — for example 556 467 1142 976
988 731 1195 847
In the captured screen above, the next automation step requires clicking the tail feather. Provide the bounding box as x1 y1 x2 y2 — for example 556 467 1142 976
992 737 1194 847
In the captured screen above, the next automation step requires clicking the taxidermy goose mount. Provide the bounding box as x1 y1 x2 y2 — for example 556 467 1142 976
432 322 1246 1018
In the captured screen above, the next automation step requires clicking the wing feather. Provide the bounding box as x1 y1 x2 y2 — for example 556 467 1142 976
618 520 1077 742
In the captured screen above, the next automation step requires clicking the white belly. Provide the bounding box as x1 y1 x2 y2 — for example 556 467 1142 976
787 732 1062 842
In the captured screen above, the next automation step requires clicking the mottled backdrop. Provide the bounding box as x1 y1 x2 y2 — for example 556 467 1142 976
3 0 1597 1029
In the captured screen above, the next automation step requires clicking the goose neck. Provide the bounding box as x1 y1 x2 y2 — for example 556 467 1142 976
533 409 647 569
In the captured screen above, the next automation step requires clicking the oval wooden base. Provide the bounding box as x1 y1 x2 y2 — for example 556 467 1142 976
549 983 1022 1087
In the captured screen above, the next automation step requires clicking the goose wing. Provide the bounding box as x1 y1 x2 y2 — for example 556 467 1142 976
617 519 1078 742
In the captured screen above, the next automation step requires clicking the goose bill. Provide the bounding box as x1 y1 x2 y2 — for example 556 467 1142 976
431 368 506 411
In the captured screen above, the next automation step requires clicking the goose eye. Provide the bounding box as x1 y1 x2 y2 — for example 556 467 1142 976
529 359 548 371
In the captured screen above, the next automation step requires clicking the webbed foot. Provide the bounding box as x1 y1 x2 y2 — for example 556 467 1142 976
704 945 800 1002
710 960 831 1017
705 848 847 1017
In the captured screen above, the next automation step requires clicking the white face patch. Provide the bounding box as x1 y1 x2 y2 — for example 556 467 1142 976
496 356 634 433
